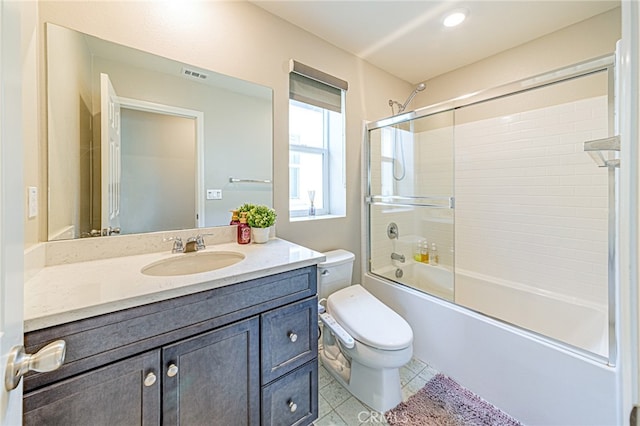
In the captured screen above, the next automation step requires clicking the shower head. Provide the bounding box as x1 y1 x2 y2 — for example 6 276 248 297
402 83 426 109
389 83 426 115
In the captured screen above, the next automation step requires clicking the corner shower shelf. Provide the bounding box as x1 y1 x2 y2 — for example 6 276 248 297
584 136 620 168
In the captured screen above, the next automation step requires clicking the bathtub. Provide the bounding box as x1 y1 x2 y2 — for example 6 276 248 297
455 269 609 358
373 261 454 300
363 272 618 426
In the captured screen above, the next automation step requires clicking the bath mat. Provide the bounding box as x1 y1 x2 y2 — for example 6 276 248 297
385 373 523 426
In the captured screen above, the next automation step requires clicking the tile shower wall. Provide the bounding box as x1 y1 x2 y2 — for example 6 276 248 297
455 91 609 305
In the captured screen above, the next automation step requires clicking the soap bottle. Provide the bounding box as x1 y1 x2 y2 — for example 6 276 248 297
413 239 422 262
420 240 429 263
229 209 240 225
237 212 251 244
429 243 439 265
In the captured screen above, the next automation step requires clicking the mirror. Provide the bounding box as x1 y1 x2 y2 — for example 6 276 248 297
46 23 273 240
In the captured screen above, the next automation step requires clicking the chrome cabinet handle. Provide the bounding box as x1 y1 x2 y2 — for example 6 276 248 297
288 332 298 343
167 364 178 377
288 400 297 413
5 340 66 391
144 372 157 387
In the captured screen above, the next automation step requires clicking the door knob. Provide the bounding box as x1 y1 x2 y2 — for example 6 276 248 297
5 340 66 391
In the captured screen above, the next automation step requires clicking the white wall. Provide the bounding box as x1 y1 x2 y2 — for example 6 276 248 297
46 23 92 240
416 8 620 109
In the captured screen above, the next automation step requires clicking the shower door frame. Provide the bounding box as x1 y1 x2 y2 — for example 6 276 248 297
364 53 617 364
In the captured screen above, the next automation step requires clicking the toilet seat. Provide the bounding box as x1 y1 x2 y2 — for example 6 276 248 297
327 284 413 351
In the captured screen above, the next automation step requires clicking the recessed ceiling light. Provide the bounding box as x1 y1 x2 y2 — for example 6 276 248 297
443 10 468 28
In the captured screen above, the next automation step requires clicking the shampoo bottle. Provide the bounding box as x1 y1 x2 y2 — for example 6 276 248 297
420 240 429 263
429 243 439 265
237 212 251 244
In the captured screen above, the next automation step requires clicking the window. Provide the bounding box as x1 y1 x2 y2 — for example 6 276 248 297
289 61 347 219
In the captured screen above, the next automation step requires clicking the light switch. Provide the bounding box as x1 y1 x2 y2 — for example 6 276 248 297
206 189 222 200
28 186 38 218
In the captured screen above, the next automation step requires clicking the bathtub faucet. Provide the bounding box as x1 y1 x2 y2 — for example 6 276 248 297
391 252 405 263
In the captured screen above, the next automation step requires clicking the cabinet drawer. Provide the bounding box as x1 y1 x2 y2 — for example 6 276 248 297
261 297 318 384
261 359 318 426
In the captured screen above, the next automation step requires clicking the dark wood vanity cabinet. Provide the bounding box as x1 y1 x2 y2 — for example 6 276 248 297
23 266 319 426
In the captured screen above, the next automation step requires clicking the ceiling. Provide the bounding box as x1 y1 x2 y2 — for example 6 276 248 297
251 0 619 84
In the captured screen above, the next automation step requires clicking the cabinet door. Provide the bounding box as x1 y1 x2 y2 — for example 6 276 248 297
162 317 260 426
23 351 160 426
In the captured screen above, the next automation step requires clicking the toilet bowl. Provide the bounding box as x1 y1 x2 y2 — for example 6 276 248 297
318 250 413 412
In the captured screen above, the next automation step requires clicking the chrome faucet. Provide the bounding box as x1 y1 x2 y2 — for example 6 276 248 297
195 234 207 250
184 238 198 253
81 227 120 238
391 252 405 263
164 236 184 253
166 233 211 253
185 234 207 253
103 226 121 236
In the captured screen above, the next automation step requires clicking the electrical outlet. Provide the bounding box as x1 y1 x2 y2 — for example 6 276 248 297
206 189 222 200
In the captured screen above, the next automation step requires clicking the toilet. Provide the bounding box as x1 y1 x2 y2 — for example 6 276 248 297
317 249 413 412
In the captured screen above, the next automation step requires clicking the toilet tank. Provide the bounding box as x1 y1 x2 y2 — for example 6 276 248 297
318 249 355 300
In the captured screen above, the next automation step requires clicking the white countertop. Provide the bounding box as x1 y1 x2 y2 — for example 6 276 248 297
24 238 324 332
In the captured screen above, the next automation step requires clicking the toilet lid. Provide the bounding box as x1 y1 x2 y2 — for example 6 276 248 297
327 284 413 350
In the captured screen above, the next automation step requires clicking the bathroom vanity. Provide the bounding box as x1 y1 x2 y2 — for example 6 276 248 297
22 236 322 426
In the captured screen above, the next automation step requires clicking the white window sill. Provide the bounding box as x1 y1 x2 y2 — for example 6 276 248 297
290 214 345 223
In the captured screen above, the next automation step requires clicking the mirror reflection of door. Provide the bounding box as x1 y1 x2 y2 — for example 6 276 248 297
100 73 203 235
100 73 122 232
120 108 198 234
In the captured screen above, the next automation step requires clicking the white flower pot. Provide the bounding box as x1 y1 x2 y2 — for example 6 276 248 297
251 227 270 244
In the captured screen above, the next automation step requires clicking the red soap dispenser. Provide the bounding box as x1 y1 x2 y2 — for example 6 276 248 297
237 212 251 244
230 209 240 225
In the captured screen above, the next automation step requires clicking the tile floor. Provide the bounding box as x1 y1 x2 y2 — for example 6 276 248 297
314 357 439 425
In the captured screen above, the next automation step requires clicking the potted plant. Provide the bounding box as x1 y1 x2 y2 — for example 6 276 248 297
246 204 276 243
237 203 256 215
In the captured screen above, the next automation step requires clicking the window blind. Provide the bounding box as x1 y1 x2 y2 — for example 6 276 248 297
289 60 348 113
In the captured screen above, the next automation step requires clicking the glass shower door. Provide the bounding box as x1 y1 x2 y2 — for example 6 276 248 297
365 55 615 361
453 70 612 357
367 110 455 301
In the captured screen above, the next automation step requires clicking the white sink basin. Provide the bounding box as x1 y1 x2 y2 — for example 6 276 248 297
141 251 245 276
